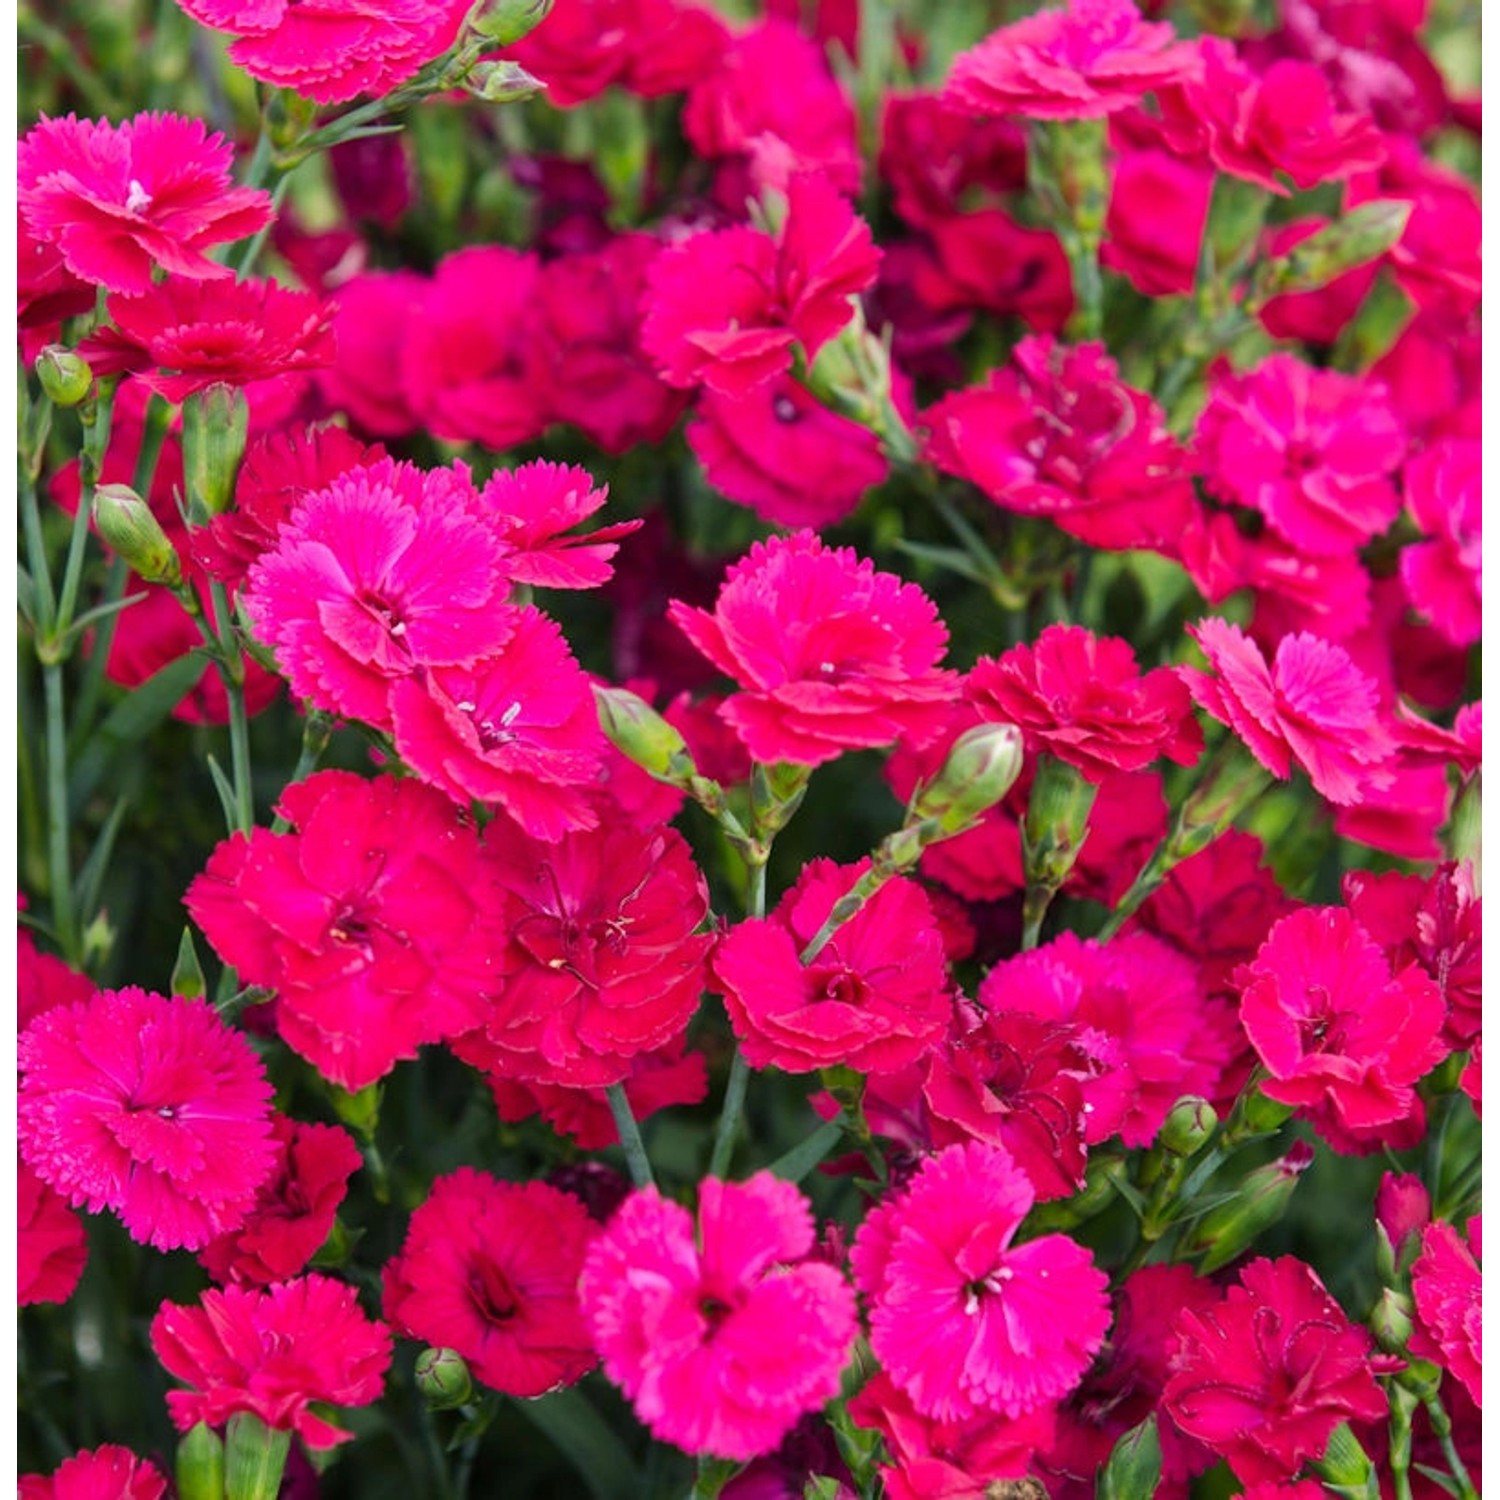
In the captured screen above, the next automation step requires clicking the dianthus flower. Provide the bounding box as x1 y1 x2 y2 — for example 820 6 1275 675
943 0 1201 120
1237 907 1447 1142
852 1140 1111 1421
185 771 501 1090
19 988 276 1252
712 857 953 1075
451 816 714 1087
923 337 1198 554
18 1159 88 1308
668 530 956 766
1196 354 1406 557
1401 438 1481 648
383 1169 599 1397
79 275 336 403
151 1274 391 1447
1410 1216 1481 1407
19 1447 167 1500
1163 1257 1386 1485
18 113 274 295
1181 618 1395 807
914 207 1075 334
581 1174 857 1460
171 0 472 104
198 1117 362 1286
242 458 519 732
317 270 428 438
967 624 1200 781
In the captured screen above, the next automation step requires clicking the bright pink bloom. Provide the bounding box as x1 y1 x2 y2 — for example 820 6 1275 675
79 276 336 403
389 606 607 839
383 1169 598 1397
18 1447 167 1500
1238 907 1447 1141
879 92 1028 230
943 0 1201 120
18 113 273 295
668 531 957 766
185 771 500 1090
1181 618 1395 807
317 270 428 438
852 1140 1110 1421
580 1174 857 1460
967 625 1200 782
1163 1257 1387 1485
1401 438 1481 647
452 817 714 1087
1395 699 1482 780
198 1117 362 1286
18 988 276 1252
479 461 640 589
914 208 1074 334
775 174 883 364
1460 1037 1480 1117
18 1158 88 1307
1410 1216 1482 1408
1374 1171 1431 1271
1332 761 1451 862
151 1274 391 1447
1196 355 1406 557
1102 130 1214 297
712 857 953 1075
173 0 471 103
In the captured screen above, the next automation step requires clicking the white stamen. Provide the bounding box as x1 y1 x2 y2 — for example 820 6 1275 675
125 178 151 213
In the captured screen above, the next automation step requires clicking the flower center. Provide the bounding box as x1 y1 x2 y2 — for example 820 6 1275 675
468 1259 521 1326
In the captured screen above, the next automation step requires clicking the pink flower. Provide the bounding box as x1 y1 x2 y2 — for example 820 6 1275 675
1238 907 1447 1141
151 1274 391 1447
943 0 1201 120
1196 355 1406 557
668 531 957 766
1401 438 1481 647
580 1174 857 1460
1163 1257 1387 1485
1460 1037 1481 1117
712 857 953 1075
1102 130 1214 297
383 1170 599 1397
18 1158 88 1307
852 1140 1110 1421
1181 618 1395 807
18 988 277 1252
915 209 1074 333
173 0 472 104
185 771 500 1091
317 270 428 438
79 275 336 403
19 1447 167 1500
18 112 274 295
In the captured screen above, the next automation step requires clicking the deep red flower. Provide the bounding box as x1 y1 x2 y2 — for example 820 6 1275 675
383 1169 599 1397
1411 1216 1481 1407
19 1447 167 1500
914 208 1074 334
18 1158 88 1308
151 1274 391 1447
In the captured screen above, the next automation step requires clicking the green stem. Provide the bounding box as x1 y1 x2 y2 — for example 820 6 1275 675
270 711 336 831
1423 1393 1477 1500
708 858 769 1179
208 580 255 834
1388 1385 1415 1500
605 1083 656 1191
56 388 116 635
43 663 79 964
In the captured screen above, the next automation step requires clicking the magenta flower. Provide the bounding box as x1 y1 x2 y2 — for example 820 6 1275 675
1411 1217 1482 1407
151 1274 391 1448
19 1447 167 1500
1163 1257 1387 1485
580 1174 858 1460
317 270 428 438
18 1159 88 1308
851 1140 1111 1422
668 531 957 766
943 0 1201 121
1181 618 1395 807
1401 438 1481 647
18 112 274 295
383 1170 599 1398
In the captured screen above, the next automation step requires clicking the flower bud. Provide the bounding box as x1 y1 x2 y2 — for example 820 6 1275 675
415 1347 474 1410
1158 1096 1217 1158
175 1420 226 1500
462 59 546 103
1371 1286 1415 1353
1311 1422 1376 1495
593 684 697 784
35 344 94 407
182 383 249 522
224 1412 292 1500
1259 200 1412 299
1374 1171 1431 1281
466 0 552 43
91 483 183 586
909 723 1024 837
1186 1138 1314 1274
330 1081 382 1141
1022 753 1099 889
1097 1416 1161 1500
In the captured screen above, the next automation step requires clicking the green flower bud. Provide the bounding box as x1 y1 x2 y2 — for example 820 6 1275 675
1097 1416 1162 1500
92 483 183 586
593 684 697 784
465 0 552 43
1022 753 1099 889
35 344 94 407
175 1421 226 1500
1186 1138 1313 1274
462 59 546 103
909 723 1024 837
1310 1421 1376 1496
330 1081 382 1141
224 1412 292 1500
182 382 249 522
1371 1287 1415 1354
1259 201 1412 300
1158 1096 1217 1158
415 1346 474 1410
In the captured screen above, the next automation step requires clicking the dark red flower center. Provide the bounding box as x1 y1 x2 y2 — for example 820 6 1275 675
469 1258 522 1326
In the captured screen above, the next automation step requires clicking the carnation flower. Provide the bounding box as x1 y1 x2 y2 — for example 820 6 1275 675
943 0 1201 121
1410 1217 1482 1406
668 530 957 767
185 771 501 1090
1163 1256 1387 1485
1181 618 1395 807
18 112 274 295
18 916 95 1032
18 1158 88 1308
1101 119 1213 297
151 1274 391 1448
19 1447 167 1500
580 1174 858 1460
19 988 277 1252
383 1169 599 1397
916 208 1074 333
1401 438 1481 648
851 1140 1111 1421
317 270 428 438
1237 907 1447 1142
712 857 953 1075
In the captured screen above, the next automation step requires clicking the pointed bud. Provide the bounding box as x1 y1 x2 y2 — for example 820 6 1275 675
1022 753 1099 889
415 1347 474 1410
1371 1286 1415 1353
171 928 208 1001
1259 200 1412 299
91 483 183 586
909 723 1024 837
35 345 94 407
466 0 552 43
1098 1416 1162 1500
462 59 546 103
1186 1138 1314 1274
593 684 698 784
182 383 249 522
175 1421 225 1500
1310 1422 1376 1497
1374 1171 1431 1281
1158 1096 1217 1158
224 1412 291 1500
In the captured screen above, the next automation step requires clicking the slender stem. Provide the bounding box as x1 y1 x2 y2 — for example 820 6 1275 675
1387 1386 1415 1500
270 711 335 831
19 466 58 630
708 858 769 1179
605 1084 656 1191
56 390 116 635
1423 1393 1477 1500
43 663 79 964
208 579 255 834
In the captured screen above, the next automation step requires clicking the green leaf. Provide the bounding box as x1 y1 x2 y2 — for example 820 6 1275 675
18 566 38 627
893 538 996 586
72 794 128 921
766 1116 847 1184
171 927 208 1000
205 754 240 833
55 589 148 655
1097 1416 1161 1500
1412 1464 1463 1498
515 1386 641 1500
